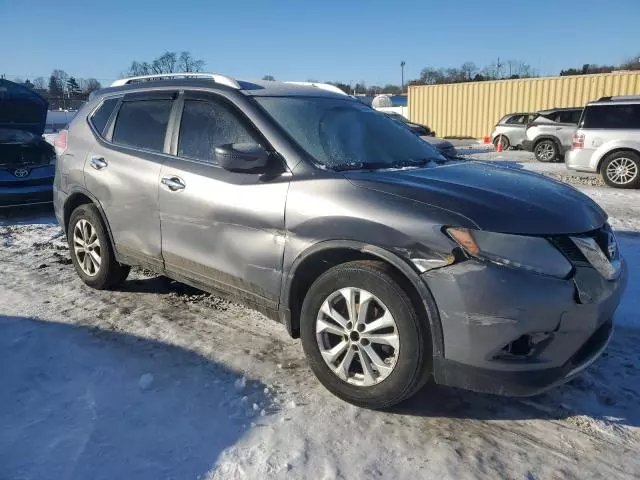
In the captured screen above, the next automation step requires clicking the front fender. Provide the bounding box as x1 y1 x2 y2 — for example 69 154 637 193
281 239 446 358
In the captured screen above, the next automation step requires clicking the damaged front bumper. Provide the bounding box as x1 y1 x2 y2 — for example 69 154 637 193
423 257 627 396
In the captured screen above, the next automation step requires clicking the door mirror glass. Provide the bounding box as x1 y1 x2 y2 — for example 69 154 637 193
216 143 270 173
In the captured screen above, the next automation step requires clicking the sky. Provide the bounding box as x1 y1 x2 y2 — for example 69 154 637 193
1 0 640 88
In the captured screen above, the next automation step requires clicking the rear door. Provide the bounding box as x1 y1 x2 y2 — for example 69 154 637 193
84 91 176 268
158 91 290 310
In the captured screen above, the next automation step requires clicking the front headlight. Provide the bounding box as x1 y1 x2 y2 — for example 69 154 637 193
446 227 572 279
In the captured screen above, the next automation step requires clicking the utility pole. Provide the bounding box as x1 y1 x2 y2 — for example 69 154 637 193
400 61 405 93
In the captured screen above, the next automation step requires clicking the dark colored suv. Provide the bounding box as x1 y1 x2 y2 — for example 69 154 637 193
53 73 626 409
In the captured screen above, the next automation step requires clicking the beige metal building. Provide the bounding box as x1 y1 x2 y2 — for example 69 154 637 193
408 72 640 139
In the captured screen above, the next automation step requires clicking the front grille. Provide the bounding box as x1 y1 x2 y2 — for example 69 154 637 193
0 176 54 187
550 224 615 267
550 236 588 264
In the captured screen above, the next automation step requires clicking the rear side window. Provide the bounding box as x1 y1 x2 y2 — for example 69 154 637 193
177 98 256 164
505 114 527 125
112 99 173 152
558 110 582 124
90 98 119 136
582 104 640 129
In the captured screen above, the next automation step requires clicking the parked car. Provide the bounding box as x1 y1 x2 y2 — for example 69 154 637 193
566 96 640 188
0 79 56 208
385 112 434 136
43 110 78 145
54 73 626 409
522 107 582 162
420 135 458 158
490 112 532 150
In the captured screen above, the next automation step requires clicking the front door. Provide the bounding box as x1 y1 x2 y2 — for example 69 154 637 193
158 92 290 309
84 91 176 268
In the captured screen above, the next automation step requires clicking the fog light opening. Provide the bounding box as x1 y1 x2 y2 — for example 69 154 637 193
503 335 533 357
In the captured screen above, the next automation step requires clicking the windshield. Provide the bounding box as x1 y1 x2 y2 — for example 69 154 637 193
255 96 445 170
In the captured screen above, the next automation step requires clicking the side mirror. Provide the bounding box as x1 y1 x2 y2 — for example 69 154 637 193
216 143 270 173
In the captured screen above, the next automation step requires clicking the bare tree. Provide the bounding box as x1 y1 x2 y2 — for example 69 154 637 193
262 75 275 81
419 67 444 85
85 78 102 93
178 51 205 72
461 62 478 81
33 77 46 90
151 52 177 74
125 51 205 77
52 69 69 91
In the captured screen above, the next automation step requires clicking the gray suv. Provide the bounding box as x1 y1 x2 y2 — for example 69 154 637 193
54 73 627 409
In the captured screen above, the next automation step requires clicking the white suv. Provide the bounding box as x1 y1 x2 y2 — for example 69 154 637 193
566 96 640 188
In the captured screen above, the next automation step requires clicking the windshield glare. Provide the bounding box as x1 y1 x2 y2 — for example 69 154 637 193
255 97 445 169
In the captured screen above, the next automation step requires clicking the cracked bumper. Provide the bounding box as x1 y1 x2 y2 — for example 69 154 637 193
423 258 627 396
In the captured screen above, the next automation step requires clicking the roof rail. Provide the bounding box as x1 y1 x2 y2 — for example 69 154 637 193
284 81 349 96
597 95 640 102
110 72 241 89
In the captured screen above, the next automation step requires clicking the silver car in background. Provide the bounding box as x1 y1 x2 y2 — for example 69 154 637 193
566 96 640 188
490 112 532 150
522 107 582 162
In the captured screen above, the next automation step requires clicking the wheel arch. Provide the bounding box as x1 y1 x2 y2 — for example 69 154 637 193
280 240 444 359
63 188 116 250
533 135 562 152
596 147 640 173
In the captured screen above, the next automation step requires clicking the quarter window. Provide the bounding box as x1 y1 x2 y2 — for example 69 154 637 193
90 98 119 136
177 98 256 164
112 99 173 152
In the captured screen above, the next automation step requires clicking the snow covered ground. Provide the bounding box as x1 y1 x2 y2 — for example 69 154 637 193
2 173 640 479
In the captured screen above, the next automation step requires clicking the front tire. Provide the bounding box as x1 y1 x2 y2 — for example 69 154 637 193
493 135 510 150
67 204 130 289
300 261 431 409
534 139 558 162
601 151 640 189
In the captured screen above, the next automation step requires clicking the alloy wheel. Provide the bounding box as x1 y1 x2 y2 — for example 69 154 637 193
315 287 400 387
535 142 555 161
73 219 102 276
605 157 638 185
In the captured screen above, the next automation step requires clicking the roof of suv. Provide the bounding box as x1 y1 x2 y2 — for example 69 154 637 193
94 75 350 100
536 107 582 114
588 95 640 106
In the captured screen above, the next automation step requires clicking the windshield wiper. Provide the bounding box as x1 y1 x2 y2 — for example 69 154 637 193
331 162 388 171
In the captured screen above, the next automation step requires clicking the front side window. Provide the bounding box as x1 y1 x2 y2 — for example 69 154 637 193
177 99 256 164
255 96 444 169
90 97 119 136
112 99 173 152
582 104 640 129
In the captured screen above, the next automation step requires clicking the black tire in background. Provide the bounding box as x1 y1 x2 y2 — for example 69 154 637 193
601 151 640 189
300 260 432 409
67 204 130 289
493 135 510 150
533 139 559 162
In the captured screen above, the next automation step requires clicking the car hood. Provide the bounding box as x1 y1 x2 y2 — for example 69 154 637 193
0 79 48 137
344 161 607 235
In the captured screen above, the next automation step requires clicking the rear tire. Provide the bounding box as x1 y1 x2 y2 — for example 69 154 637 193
534 139 558 162
67 204 130 289
601 151 640 189
493 135 510 150
300 260 432 409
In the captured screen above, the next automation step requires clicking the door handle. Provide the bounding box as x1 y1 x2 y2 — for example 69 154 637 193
90 156 108 170
161 176 186 191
